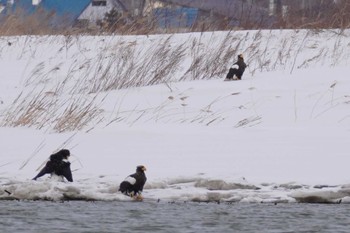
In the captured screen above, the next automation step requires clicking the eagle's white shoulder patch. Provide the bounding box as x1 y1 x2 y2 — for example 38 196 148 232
232 64 239 69
124 176 136 185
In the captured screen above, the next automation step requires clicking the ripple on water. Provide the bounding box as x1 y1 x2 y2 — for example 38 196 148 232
1 201 350 233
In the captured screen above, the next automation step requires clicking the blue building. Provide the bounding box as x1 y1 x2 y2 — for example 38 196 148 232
0 0 92 26
153 7 198 29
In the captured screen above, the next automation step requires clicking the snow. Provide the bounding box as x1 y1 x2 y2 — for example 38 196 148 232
0 30 350 203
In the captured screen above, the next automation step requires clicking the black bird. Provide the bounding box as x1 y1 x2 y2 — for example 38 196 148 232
225 54 247 81
33 149 73 182
119 165 147 198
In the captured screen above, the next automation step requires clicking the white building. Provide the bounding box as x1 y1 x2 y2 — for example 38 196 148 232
79 0 152 24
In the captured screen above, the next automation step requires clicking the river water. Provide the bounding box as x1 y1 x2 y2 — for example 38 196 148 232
0 201 349 233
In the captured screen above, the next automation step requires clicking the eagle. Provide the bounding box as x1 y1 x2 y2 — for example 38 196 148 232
119 165 147 199
33 149 73 182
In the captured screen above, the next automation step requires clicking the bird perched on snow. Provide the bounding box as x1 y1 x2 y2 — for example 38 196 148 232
32 149 73 182
119 165 147 200
225 54 247 81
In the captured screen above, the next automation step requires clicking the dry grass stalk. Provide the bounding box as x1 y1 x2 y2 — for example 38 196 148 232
53 95 104 133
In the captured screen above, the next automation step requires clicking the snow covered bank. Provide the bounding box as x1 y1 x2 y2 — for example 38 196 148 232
0 30 350 203
2 176 350 204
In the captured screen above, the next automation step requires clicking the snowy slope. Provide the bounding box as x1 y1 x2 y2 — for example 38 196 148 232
0 30 350 203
